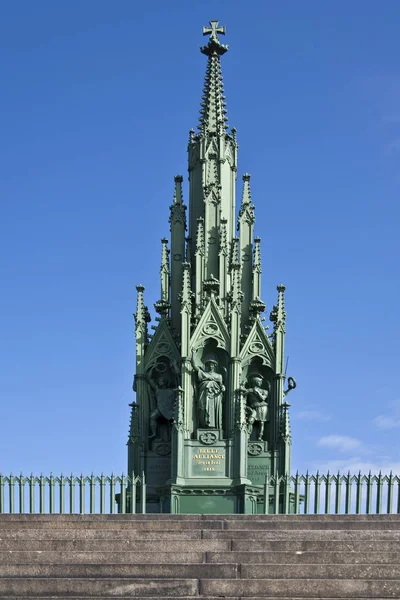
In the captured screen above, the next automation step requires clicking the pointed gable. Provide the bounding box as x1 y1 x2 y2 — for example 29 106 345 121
190 297 230 352
240 317 274 370
144 317 180 374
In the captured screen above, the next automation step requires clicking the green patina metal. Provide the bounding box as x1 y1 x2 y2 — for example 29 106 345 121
127 21 297 513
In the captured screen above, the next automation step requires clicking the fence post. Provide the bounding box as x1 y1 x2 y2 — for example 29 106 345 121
60 475 65 514
345 472 351 515
334 472 342 514
90 474 96 514
69 474 75 514
0 475 4 514
387 472 394 514
304 472 310 515
314 472 321 515
29 474 35 514
110 474 115 514
131 474 137 515
366 472 373 515
49 474 55 514
273 475 280 514
39 474 44 514
325 472 331 514
100 474 105 514
121 474 126 514
141 472 146 514
294 472 300 514
355 471 362 514
283 473 290 514
18 474 24 514
396 476 400 514
263 469 270 515
376 472 383 515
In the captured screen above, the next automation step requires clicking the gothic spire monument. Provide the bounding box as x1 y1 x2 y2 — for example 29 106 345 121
128 21 296 514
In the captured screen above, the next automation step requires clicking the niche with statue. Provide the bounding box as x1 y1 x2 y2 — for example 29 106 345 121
191 339 228 435
241 357 273 444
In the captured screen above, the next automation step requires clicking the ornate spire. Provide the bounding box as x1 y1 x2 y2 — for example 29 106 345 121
195 217 205 316
180 262 193 313
230 236 240 269
134 284 146 333
276 284 287 332
185 237 192 264
249 236 265 319
195 217 205 255
270 284 286 374
173 175 183 204
198 20 229 135
134 284 150 361
169 175 186 230
280 397 292 445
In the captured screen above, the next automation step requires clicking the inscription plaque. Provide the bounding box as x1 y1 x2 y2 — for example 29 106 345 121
191 447 226 477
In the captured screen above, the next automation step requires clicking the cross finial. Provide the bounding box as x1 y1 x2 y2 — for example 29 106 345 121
203 20 226 44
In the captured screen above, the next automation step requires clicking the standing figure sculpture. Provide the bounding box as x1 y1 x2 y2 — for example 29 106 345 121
191 351 225 429
147 360 179 440
244 375 270 440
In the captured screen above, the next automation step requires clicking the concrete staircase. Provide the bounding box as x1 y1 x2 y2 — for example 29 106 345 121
0 514 400 598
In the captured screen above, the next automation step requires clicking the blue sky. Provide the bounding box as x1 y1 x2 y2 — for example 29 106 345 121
1 1 399 476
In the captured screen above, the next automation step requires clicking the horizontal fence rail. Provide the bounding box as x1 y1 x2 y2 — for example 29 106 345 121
0 472 399 514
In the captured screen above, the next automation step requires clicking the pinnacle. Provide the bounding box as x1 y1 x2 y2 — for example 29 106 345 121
241 173 252 205
198 26 229 135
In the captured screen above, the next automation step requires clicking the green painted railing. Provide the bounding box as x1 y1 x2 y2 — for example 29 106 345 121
0 473 146 515
262 472 400 515
0 472 399 514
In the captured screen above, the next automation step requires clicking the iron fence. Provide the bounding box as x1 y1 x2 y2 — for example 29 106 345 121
0 472 399 515
0 473 146 515
262 472 400 515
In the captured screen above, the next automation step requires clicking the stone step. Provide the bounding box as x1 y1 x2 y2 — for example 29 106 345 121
205 529 400 540
2 549 400 566
0 514 203 521
0 550 205 564
0 598 241 600
240 564 400 579
232 539 400 552
1 513 398 521
0 563 399 580
200 578 400 597
0 578 199 596
0 528 205 540
223 520 400 530
207 550 400 564
0 538 229 552
0 519 223 530
0 598 398 600
202 514 400 521
0 597 397 600
0 563 236 578
1 578 400 597
1 518 398 531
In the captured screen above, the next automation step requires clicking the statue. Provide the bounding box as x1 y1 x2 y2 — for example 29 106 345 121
147 360 179 440
191 350 225 429
243 374 270 440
